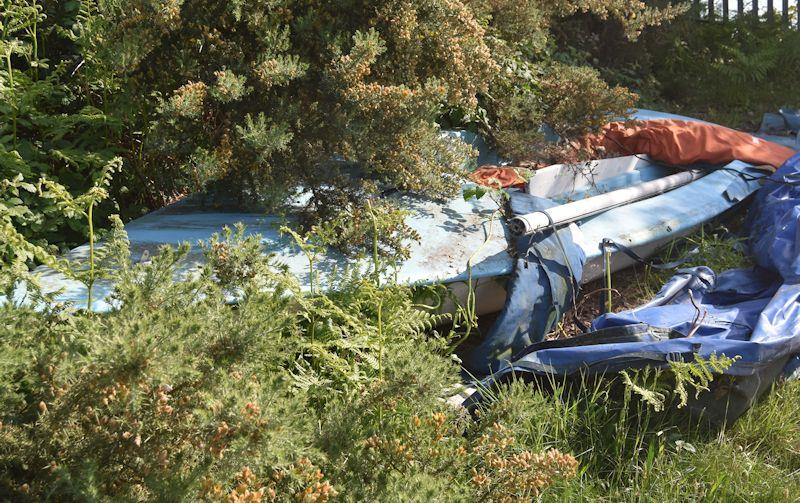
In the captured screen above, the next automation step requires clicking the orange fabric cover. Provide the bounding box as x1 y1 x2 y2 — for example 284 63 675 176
469 166 527 188
586 119 795 169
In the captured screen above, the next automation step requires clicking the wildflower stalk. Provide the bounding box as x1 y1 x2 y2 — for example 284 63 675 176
4 50 12 88
377 297 384 381
5 51 17 148
366 200 380 286
280 226 322 343
450 209 499 351
29 16 38 81
366 200 386 424
307 250 316 343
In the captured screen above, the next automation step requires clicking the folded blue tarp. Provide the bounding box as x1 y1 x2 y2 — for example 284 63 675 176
463 192 585 374
474 152 800 421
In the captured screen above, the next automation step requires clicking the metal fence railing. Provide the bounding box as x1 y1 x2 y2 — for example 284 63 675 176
694 0 800 28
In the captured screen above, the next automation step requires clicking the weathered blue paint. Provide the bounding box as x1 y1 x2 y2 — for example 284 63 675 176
15 110 786 313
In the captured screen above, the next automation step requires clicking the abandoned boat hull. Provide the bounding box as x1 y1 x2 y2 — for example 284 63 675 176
438 157 763 316
20 156 762 317
15 110 771 314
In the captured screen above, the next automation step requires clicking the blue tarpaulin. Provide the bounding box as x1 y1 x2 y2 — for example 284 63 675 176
779 108 800 132
471 152 800 421
463 192 585 374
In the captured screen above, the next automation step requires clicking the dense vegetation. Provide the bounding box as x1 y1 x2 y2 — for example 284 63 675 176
2 0 688 264
2 228 799 501
1 0 799 500
571 3 800 127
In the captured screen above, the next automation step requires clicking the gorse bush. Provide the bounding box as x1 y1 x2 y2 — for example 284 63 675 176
0 245 322 500
2 225 799 501
0 0 685 265
76 0 497 211
92 0 680 197
465 0 685 163
45 1 679 215
0 228 581 501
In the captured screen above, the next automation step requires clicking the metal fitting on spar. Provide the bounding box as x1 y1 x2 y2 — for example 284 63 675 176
508 169 706 237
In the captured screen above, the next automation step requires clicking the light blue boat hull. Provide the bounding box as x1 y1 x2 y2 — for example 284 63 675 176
15 110 781 314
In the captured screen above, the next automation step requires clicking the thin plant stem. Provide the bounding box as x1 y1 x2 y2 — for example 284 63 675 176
5 53 12 88
605 247 613 313
377 298 384 381
366 200 380 285
6 53 17 148
450 209 499 352
307 251 316 295
365 202 384 363
30 17 38 81
87 201 95 311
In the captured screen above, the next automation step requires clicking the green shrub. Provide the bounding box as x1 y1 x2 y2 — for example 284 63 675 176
0 236 320 500
490 63 637 162
75 0 680 211
0 229 582 501
78 0 496 210
464 0 684 163
2 0 685 265
2 227 799 501
0 1 122 264
640 15 798 127
576 8 800 128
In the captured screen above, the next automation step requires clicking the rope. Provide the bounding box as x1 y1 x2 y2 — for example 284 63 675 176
599 238 699 271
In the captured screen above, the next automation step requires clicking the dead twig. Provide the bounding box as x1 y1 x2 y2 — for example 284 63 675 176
686 290 707 338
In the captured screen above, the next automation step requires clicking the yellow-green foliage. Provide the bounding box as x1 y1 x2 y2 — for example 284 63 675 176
0 227 581 501
669 353 738 408
77 0 495 208
70 0 681 208
620 354 737 413
2 0 685 265
0 226 797 501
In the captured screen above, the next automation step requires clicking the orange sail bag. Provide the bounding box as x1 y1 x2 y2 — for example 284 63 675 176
586 119 795 170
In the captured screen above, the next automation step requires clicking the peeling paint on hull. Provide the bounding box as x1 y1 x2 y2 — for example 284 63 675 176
20 159 761 316
14 110 777 314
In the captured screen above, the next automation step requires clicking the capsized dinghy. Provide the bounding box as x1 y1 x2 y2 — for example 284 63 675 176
15 111 775 313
